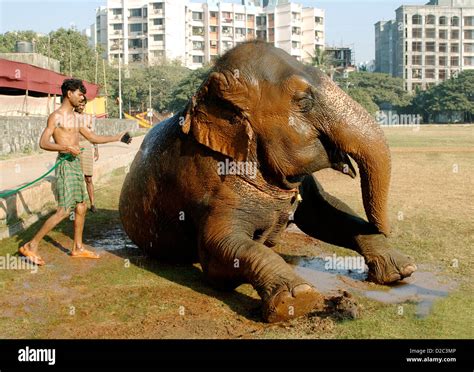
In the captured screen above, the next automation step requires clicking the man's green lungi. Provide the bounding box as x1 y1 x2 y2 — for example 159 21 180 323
55 153 86 211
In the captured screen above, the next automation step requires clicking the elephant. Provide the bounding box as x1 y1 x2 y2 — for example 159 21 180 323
119 40 417 323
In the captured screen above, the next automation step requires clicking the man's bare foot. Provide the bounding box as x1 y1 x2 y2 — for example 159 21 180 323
18 242 45 266
70 246 100 259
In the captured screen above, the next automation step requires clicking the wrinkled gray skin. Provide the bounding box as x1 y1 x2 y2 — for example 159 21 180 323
119 41 417 323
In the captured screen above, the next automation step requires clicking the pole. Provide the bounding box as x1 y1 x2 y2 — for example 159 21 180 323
103 59 108 117
119 52 122 119
95 51 99 84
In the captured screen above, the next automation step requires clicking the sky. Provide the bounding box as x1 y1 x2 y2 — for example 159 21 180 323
0 0 428 63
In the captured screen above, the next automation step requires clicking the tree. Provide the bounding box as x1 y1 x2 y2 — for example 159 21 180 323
306 47 335 79
336 72 411 109
412 70 474 123
346 88 379 115
167 67 210 114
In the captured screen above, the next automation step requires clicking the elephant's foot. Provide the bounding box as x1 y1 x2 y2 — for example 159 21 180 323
366 248 417 284
262 281 324 323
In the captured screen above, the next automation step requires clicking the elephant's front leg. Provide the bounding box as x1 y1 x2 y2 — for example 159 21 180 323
198 219 324 322
294 175 417 284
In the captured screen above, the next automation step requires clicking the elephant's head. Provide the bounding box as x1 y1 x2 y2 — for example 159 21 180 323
181 41 391 236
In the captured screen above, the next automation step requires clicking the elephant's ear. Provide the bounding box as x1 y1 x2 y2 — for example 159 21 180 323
181 71 254 162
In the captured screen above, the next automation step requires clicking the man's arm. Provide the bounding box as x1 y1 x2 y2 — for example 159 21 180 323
79 125 129 145
39 114 80 155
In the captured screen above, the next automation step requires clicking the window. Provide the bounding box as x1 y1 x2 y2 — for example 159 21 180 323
315 17 323 25
412 83 422 91
439 29 448 39
465 16 474 26
439 43 447 52
405 41 408 52
153 34 163 41
222 12 232 19
439 70 447 80
193 41 204 50
129 23 142 32
425 55 435 65
128 39 142 48
451 30 459 40
130 9 142 18
425 28 435 38
222 26 232 35
464 43 474 53
192 26 204 36
439 56 447 66
412 55 422 65
210 26 218 33
292 27 301 35
412 14 422 25
412 28 422 38
192 12 203 21
222 41 233 50
292 41 301 49
464 56 474 66
256 30 266 40
247 15 254 22
153 50 164 57
112 8 122 16
451 43 459 53
425 69 435 79
426 15 435 25
412 41 422 52
192 55 203 64
439 16 447 25
131 53 142 62
256 16 266 26
210 40 217 48
235 13 245 21
426 42 435 52
152 3 163 10
210 12 217 18
451 56 459 67
113 23 123 30
451 16 459 26
153 18 163 26
412 69 422 79
464 30 474 40
235 28 245 35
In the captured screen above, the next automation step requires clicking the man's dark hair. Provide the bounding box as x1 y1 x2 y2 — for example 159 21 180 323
61 78 86 98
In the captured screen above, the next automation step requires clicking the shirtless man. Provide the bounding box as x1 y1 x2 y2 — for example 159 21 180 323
18 78 132 265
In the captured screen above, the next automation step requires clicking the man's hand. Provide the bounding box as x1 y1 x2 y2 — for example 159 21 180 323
118 131 132 144
94 147 99 161
65 145 81 156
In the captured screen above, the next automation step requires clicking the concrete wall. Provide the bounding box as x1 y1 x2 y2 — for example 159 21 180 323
0 53 61 72
0 117 138 155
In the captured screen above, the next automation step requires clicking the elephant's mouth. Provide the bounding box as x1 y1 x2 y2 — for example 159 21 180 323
283 174 307 190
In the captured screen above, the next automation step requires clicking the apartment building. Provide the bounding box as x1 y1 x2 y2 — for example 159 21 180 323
93 0 325 69
375 0 474 92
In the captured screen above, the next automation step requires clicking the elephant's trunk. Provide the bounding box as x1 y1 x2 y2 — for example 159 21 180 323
317 77 391 236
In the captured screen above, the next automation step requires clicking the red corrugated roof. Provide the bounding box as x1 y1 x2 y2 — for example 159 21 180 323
0 58 100 99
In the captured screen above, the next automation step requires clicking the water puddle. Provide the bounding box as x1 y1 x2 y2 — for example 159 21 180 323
85 227 137 251
289 256 457 318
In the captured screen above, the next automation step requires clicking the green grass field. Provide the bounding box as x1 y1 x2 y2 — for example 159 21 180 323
0 125 472 339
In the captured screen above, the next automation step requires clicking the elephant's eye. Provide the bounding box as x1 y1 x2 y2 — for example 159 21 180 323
297 96 314 113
